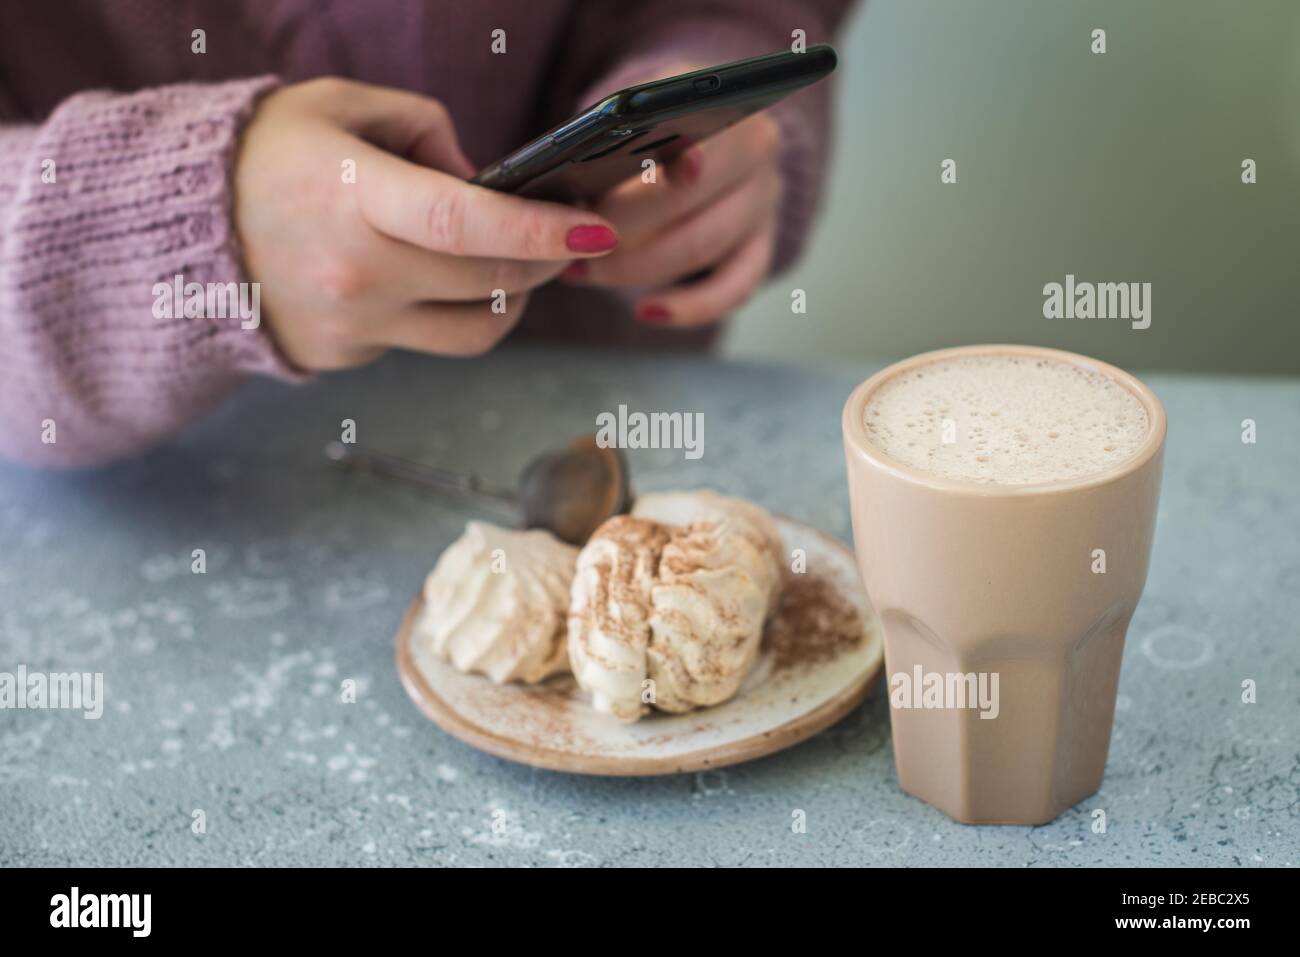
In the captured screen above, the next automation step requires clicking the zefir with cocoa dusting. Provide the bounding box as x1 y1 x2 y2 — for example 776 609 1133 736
396 493 883 775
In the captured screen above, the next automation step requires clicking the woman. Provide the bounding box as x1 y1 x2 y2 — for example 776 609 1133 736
0 0 851 467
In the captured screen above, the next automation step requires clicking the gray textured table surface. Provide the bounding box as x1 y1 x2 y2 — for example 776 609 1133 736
2 346 1297 867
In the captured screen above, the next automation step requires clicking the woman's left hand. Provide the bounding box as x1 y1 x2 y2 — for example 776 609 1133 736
560 74 781 328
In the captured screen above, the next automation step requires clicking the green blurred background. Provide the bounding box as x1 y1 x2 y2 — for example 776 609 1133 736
722 0 1300 373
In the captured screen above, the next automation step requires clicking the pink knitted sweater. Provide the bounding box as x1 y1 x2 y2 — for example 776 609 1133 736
0 0 850 467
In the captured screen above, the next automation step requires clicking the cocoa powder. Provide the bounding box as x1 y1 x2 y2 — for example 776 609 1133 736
764 571 866 671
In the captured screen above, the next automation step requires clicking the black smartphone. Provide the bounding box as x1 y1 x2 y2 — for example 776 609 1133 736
472 45 837 201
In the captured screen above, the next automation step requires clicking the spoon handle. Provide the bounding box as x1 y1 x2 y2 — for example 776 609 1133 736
324 442 518 510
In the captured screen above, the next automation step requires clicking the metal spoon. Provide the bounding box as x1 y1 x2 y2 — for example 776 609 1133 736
324 435 631 545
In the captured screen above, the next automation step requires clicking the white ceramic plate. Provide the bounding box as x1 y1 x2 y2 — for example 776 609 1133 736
396 517 883 775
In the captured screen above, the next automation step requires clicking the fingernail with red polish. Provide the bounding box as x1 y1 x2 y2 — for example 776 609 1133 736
636 303 672 324
560 260 588 281
566 224 618 253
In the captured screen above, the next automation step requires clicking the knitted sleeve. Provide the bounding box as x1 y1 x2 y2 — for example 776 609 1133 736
0 76 306 469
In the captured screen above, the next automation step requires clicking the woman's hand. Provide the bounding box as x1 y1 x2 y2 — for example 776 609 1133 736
234 78 619 370
561 66 782 329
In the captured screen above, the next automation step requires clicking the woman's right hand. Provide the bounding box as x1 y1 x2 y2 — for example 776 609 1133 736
234 78 619 370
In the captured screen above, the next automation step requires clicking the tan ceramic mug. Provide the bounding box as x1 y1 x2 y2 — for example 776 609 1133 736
842 345 1166 824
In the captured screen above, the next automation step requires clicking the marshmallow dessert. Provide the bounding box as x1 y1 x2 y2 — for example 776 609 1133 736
416 521 577 684
568 491 784 721
397 509 884 775
632 489 785 610
861 352 1150 486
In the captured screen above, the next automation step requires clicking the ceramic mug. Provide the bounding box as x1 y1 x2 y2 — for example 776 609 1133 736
842 344 1166 824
